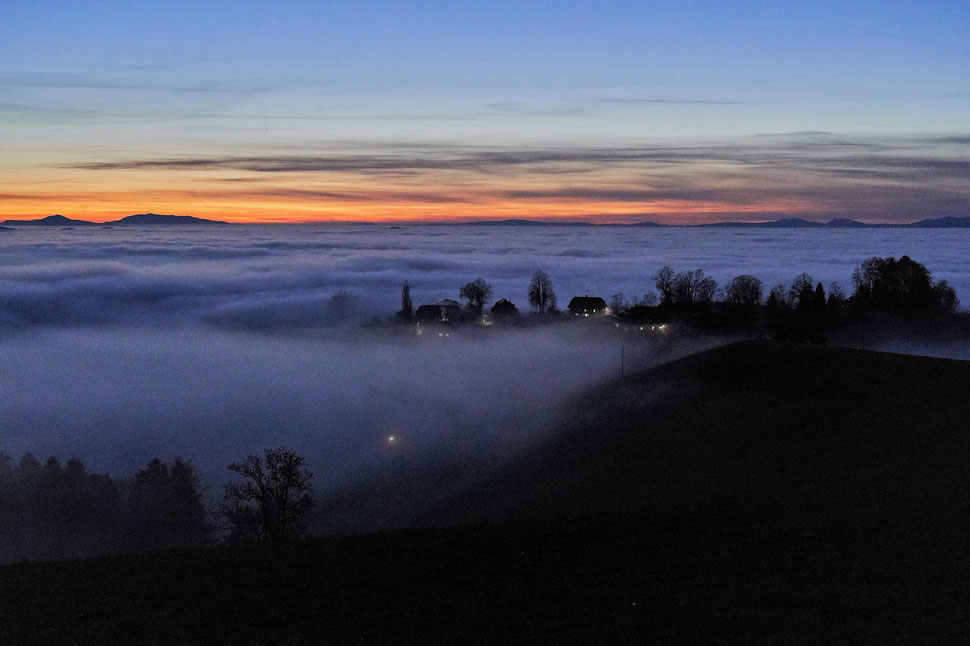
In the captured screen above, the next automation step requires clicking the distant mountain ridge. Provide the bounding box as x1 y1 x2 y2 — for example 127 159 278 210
1 213 227 226
909 216 970 228
449 216 970 228
697 216 970 228
111 213 226 225
2 214 968 228
1 214 94 226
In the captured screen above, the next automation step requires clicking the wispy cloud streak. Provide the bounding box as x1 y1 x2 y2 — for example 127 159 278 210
52 134 970 223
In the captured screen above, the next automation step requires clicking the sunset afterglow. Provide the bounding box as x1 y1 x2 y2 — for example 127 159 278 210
2 2 968 223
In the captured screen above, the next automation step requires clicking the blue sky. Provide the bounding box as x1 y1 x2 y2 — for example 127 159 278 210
2 1 969 222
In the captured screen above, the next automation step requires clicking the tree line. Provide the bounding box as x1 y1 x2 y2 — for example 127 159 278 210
0 451 207 562
397 255 958 328
648 256 956 315
398 270 558 320
0 445 315 563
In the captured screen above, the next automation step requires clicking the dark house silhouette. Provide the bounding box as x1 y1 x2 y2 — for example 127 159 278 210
568 295 608 317
620 305 666 324
616 305 672 334
490 298 519 317
415 299 463 323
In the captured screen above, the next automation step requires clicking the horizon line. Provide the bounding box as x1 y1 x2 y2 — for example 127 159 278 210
3 213 967 227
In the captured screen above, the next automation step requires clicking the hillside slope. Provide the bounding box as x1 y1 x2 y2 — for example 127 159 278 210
443 340 970 527
2 341 968 643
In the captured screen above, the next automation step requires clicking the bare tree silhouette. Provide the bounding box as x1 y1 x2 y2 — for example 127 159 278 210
528 271 556 313
460 277 494 314
222 447 314 543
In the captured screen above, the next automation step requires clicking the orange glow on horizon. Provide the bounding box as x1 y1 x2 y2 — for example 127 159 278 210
0 162 820 224
0 191 815 225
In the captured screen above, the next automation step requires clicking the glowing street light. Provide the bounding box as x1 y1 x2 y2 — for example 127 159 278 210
387 434 404 481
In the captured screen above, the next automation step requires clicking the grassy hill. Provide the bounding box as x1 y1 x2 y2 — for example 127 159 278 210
2 341 968 643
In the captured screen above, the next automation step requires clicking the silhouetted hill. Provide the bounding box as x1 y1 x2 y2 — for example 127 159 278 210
701 217 854 228
703 215 966 228
825 217 871 227
441 341 970 525
446 218 596 226
2 341 968 642
434 215 966 228
5 213 966 227
909 215 970 227
107 213 227 225
1 214 93 226
760 217 823 227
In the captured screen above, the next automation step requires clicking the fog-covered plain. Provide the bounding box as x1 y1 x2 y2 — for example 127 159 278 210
0 325 687 486
1 225 967 329
1 224 967 494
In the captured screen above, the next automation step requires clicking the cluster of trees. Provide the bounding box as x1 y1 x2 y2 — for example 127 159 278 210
647 266 833 313
398 270 558 320
654 266 719 307
851 256 957 315
0 451 208 562
398 255 958 331
628 256 958 335
0 444 317 562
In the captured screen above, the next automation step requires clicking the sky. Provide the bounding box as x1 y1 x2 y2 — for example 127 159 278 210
2 1 969 223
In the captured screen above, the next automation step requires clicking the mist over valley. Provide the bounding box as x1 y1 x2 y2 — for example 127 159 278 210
1 223 968 532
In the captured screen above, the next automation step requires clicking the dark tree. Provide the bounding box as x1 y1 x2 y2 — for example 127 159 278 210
128 458 208 551
852 255 957 315
654 266 675 304
827 281 847 308
789 273 816 310
0 445 12 486
324 290 363 324
698 274 718 303
814 282 826 309
934 280 958 313
18 453 41 483
610 293 629 315
765 283 788 314
638 292 659 307
459 277 493 315
64 456 86 481
0 453 125 562
528 271 557 313
725 274 763 306
399 281 413 320
223 446 314 544
672 269 717 305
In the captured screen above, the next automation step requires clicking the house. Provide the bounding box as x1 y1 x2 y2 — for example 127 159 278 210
567 295 608 317
613 304 673 333
620 305 665 324
490 298 519 317
415 299 463 324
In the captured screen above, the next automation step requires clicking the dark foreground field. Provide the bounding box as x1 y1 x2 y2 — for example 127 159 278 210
2 341 968 644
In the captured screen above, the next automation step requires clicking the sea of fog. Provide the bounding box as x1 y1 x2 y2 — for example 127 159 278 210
1 223 968 494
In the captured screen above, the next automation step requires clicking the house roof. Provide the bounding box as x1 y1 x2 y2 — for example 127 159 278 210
491 298 518 314
415 301 463 321
567 296 607 310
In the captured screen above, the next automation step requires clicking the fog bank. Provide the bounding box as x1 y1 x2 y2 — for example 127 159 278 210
2 223 966 509
0 325 714 494
0 225 966 333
